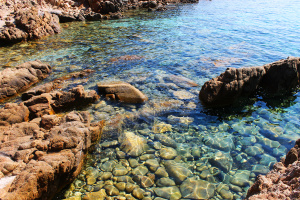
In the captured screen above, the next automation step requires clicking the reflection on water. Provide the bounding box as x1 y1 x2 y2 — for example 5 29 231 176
1 0 300 199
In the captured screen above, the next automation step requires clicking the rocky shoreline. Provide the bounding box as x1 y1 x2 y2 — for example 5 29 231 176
0 0 198 45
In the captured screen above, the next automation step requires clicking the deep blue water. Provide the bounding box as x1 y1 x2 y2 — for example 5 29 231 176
1 0 300 199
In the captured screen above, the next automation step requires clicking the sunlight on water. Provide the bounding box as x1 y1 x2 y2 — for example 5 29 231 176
1 0 300 199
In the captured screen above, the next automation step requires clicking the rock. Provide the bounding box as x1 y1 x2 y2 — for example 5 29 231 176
159 147 177 160
132 166 148 176
155 167 169 178
152 123 172 134
0 111 103 200
208 151 233 173
0 60 51 101
101 161 117 172
173 90 196 100
104 185 119 196
154 134 177 148
180 178 215 199
219 189 233 200
97 82 148 103
112 166 128 176
163 75 198 88
230 170 250 187
164 160 192 184
199 57 300 107
82 189 107 200
145 159 160 172
245 146 264 156
0 9 61 45
132 187 144 199
203 136 235 152
153 186 182 200
21 82 54 101
134 175 154 188
139 154 155 161
101 172 112 180
128 158 139 168
119 131 149 157
156 178 176 187
0 103 29 124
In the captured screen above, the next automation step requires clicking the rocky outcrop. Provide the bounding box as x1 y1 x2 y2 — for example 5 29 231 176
97 82 148 103
199 57 300 107
246 139 300 200
0 7 60 45
0 111 104 200
0 60 51 101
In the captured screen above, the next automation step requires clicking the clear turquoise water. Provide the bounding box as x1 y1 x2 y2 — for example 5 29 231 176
1 0 300 199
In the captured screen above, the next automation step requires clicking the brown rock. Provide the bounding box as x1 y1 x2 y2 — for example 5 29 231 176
0 103 29 124
0 60 51 101
199 57 300 107
97 82 148 104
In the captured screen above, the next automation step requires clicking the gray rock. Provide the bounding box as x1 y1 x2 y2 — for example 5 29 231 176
230 170 250 187
245 146 264 156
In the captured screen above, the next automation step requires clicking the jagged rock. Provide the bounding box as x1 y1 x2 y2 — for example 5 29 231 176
199 57 300 107
97 82 148 104
21 82 54 101
0 103 29 124
0 60 51 101
0 111 103 200
246 139 300 200
0 8 60 45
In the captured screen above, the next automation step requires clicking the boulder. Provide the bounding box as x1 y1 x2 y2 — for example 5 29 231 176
97 82 148 103
199 57 300 107
0 103 29 124
0 60 51 101
0 111 104 200
0 8 61 45
118 131 149 157
246 139 300 200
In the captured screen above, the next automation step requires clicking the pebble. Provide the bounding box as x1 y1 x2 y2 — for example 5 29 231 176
156 178 176 187
180 178 215 199
140 154 156 161
154 134 177 148
154 186 182 200
115 182 126 191
132 166 149 176
129 158 139 168
154 167 169 178
101 160 117 172
132 188 145 199
104 185 119 196
113 166 128 176
164 160 192 184
145 159 160 172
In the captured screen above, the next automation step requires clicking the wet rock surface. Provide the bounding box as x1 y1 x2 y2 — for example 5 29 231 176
0 60 51 101
200 57 300 107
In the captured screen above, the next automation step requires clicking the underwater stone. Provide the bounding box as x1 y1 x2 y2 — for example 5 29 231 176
82 189 107 200
101 172 112 181
101 160 117 172
180 178 215 199
112 166 128 176
259 154 277 167
164 160 192 184
117 176 135 183
119 131 149 157
152 122 172 134
104 185 119 196
155 167 169 178
132 188 145 199
220 189 233 200
245 146 264 156
154 134 177 148
129 158 139 168
159 147 178 160
101 140 119 148
115 182 126 191
132 166 149 176
116 150 126 159
229 184 243 193
140 154 156 161
125 183 138 193
191 147 201 159
154 186 182 200
203 136 235 152
209 151 233 173
145 159 160 172
156 178 176 187
153 142 163 150
135 175 154 188
230 170 250 187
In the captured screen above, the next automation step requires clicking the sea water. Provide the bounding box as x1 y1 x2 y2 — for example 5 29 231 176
1 0 300 199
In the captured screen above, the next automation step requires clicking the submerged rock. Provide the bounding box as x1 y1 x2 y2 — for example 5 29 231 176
153 186 182 200
199 57 300 107
97 82 148 104
164 160 192 184
119 131 149 157
180 178 215 199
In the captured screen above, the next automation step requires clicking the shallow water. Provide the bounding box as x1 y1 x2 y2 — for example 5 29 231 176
1 0 300 199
